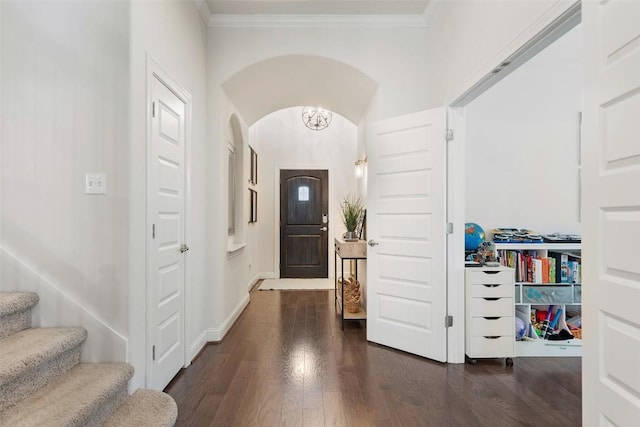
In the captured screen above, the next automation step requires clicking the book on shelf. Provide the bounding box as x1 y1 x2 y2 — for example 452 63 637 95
541 257 550 284
533 258 543 284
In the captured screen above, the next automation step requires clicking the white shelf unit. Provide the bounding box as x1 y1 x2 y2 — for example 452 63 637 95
495 243 582 357
465 267 515 365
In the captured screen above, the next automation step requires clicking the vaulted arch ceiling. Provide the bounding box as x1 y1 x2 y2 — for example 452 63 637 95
221 55 379 126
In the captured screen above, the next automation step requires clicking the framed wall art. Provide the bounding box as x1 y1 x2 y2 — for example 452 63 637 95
249 188 257 223
249 146 258 185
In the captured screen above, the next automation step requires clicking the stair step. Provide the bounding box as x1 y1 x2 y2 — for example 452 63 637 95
105 389 178 427
0 327 87 411
0 292 39 339
0 363 134 427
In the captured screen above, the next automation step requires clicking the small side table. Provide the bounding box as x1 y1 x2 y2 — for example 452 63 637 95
334 238 367 330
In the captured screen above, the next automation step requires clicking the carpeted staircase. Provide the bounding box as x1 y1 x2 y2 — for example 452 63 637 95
0 291 178 426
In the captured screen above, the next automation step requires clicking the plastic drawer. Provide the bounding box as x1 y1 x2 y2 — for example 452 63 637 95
471 283 513 298
470 317 514 337
466 270 513 287
469 297 513 317
467 336 515 358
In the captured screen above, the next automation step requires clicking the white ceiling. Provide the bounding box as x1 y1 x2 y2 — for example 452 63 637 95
205 0 431 16
222 55 378 125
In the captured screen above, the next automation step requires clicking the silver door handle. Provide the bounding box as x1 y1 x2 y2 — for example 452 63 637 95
368 239 379 247
180 244 190 253
320 227 328 232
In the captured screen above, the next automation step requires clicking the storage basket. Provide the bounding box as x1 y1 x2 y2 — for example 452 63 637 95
341 275 361 313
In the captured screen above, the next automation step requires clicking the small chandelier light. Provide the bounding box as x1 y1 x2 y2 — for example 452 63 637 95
302 106 332 131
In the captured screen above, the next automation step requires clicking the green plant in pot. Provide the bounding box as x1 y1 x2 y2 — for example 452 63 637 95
340 193 365 241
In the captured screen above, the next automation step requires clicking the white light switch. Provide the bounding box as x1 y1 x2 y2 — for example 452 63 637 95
85 173 107 195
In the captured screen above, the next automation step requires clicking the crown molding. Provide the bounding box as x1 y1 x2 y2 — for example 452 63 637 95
194 0 212 25
208 14 428 29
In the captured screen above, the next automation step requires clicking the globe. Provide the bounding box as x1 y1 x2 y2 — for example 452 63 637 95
465 222 485 251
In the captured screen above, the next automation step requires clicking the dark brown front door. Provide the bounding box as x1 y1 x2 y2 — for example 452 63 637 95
280 169 329 278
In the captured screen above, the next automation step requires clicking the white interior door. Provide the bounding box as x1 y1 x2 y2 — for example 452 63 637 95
582 1 640 424
148 73 187 390
366 108 447 362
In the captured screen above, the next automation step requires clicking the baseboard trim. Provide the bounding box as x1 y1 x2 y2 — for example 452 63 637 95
248 273 261 291
259 272 277 280
190 329 209 361
205 294 250 342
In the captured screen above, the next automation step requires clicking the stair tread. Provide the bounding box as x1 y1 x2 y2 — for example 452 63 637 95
0 363 134 427
0 327 87 385
105 389 178 427
0 292 39 318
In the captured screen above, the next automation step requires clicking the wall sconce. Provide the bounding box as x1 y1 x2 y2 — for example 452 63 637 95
354 158 367 178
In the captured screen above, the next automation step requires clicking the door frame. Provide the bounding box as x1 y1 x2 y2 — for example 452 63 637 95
145 55 193 387
273 165 334 279
443 2 581 363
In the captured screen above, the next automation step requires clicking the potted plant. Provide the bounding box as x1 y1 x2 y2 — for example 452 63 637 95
340 193 365 241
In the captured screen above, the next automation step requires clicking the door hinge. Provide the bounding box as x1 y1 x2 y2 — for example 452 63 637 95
446 223 453 234
152 345 156 361
152 224 156 239
445 315 454 328
152 101 156 118
445 129 454 141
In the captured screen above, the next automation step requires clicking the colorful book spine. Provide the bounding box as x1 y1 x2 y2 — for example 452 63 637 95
541 257 550 284
560 253 569 283
533 258 543 284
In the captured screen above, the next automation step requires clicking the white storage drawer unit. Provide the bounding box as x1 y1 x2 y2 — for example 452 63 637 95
465 267 515 365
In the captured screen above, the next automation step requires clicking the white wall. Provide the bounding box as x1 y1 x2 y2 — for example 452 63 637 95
0 0 130 361
129 0 208 389
465 25 582 235
424 0 577 106
209 25 430 123
250 108 359 278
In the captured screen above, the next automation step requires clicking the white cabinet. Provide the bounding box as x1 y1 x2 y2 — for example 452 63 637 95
496 243 582 357
465 267 515 365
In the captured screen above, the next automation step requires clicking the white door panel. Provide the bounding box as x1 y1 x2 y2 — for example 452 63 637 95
378 279 433 302
377 198 434 214
379 214 431 240
367 108 447 362
378 152 431 174
583 0 640 424
148 74 186 390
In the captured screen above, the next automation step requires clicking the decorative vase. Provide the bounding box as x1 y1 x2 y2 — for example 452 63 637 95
343 231 358 241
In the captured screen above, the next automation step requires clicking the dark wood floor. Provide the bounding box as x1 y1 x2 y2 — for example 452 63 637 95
165 289 582 426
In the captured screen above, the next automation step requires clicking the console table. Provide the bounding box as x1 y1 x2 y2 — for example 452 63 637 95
334 238 367 330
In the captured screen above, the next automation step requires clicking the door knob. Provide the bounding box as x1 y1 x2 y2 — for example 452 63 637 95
368 239 379 247
180 244 190 253
320 227 328 232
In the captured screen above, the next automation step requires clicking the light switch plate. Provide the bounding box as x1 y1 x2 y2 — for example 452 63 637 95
85 173 107 195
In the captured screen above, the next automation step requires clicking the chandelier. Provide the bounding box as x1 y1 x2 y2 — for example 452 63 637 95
302 106 332 131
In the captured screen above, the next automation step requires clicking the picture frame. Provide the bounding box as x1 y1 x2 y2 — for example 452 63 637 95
358 209 367 240
249 188 257 223
249 146 258 185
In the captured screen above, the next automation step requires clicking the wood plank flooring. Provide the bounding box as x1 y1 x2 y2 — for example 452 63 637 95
165 289 582 426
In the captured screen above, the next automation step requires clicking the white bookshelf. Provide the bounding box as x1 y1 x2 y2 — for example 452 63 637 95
495 242 582 357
